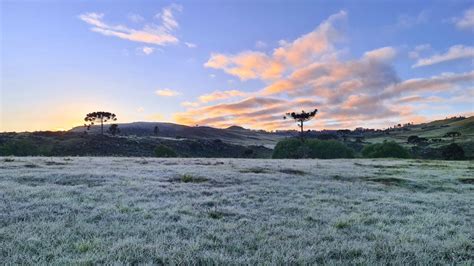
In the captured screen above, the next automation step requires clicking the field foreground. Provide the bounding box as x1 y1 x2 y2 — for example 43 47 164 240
1 157 473 264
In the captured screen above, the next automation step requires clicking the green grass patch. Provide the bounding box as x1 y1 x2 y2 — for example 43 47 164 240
181 174 208 183
279 168 306 175
239 167 271 174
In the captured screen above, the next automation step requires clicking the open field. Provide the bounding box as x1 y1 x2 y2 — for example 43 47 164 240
1 157 473 264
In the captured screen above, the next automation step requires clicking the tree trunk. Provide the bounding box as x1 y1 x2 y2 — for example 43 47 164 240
101 117 104 135
300 120 304 141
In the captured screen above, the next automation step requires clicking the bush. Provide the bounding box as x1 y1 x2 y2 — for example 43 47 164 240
154 144 177 157
306 140 354 159
362 141 410 158
0 139 48 156
407 135 419 144
441 143 465 160
272 138 306 159
272 139 354 159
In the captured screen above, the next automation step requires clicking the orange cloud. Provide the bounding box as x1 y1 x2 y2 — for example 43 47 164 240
155 88 181 97
198 90 247 103
175 11 472 131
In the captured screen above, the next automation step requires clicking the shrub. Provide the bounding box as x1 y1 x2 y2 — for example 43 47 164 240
154 144 177 157
407 135 419 144
362 141 410 159
441 143 465 160
306 140 354 159
0 139 45 156
272 138 306 159
272 138 354 159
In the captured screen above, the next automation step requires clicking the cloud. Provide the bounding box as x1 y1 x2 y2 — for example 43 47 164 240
363 47 397 62
176 11 472 130
396 10 429 28
204 10 347 81
198 90 247 103
141 46 155 55
409 44 431 59
155 4 182 31
137 107 145 112
128 13 144 23
155 88 181 97
452 7 474 31
255 41 267 49
181 101 200 108
412 45 474 67
185 42 197 48
79 4 181 46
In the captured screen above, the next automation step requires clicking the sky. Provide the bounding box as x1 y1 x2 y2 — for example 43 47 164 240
1 0 473 132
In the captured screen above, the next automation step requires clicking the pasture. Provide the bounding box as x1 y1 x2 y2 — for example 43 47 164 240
1 157 473 264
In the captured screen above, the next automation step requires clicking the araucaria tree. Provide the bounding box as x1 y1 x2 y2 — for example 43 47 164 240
84 111 117 135
284 109 318 140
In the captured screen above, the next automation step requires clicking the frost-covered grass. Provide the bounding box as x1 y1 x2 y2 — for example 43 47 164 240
0 157 473 264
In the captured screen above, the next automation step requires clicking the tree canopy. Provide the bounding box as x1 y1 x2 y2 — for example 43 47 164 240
84 111 117 135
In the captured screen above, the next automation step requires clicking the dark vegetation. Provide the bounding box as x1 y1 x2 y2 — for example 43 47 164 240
0 132 272 158
154 144 177 157
441 143 465 160
361 141 411 159
272 139 354 159
0 116 472 160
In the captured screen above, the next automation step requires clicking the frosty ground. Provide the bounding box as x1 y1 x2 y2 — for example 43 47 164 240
0 157 473 264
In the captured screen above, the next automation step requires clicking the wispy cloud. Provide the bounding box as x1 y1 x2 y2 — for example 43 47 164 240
155 88 181 97
140 46 155 55
412 45 474 67
79 4 181 46
185 42 197 48
198 90 248 103
452 7 474 31
128 13 144 23
396 10 429 28
255 40 267 49
408 44 431 59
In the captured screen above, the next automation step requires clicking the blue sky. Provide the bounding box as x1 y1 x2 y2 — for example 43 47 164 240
1 0 473 131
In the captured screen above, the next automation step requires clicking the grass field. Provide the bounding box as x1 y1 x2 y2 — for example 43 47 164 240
1 157 473 264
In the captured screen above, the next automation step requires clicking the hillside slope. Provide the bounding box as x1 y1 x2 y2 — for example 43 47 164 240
70 122 289 147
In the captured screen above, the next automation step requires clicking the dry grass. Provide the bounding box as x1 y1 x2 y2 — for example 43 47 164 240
0 157 473 264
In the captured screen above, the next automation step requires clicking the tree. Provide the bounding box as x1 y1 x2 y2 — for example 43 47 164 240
283 109 318 140
444 131 461 142
108 124 120 136
154 125 160 136
84 111 117 135
441 143 465 160
407 135 419 144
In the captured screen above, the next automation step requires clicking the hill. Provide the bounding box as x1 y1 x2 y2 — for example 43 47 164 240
70 122 289 148
1 116 472 158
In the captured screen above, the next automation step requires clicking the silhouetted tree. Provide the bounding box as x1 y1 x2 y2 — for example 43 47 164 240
108 124 120 136
154 125 160 136
284 109 318 140
84 111 117 135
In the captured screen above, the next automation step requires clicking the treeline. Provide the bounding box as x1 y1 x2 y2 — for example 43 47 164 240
272 138 466 160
